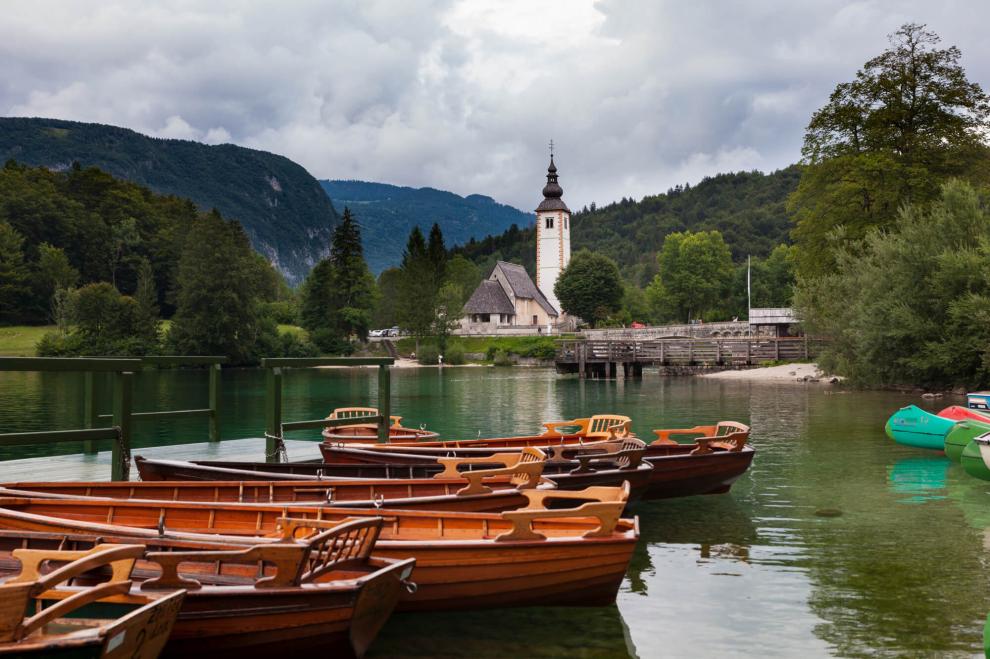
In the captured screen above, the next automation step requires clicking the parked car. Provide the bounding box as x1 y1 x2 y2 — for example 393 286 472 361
386 327 401 337
368 329 385 337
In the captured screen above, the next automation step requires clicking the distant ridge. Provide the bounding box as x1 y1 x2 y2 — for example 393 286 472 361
0 117 339 284
320 179 531 273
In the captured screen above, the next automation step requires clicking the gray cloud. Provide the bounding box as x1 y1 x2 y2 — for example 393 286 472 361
2 0 989 211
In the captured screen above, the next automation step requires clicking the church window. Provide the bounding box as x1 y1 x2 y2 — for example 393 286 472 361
545 217 554 229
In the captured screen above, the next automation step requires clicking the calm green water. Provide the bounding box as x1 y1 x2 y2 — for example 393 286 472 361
0 367 988 657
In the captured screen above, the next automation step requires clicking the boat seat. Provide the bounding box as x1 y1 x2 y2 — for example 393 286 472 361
433 448 547 495
496 482 631 542
326 407 401 429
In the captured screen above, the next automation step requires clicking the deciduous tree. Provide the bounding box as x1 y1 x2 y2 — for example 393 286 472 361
554 250 623 327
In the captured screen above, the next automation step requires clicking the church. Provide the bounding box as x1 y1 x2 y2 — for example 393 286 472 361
460 153 572 333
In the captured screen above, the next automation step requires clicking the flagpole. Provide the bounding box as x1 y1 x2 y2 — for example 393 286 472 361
747 255 751 319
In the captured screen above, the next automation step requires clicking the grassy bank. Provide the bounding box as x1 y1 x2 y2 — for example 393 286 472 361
0 324 307 357
0 326 55 356
395 335 557 361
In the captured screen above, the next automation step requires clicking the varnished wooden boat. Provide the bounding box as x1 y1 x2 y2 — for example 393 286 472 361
0 483 639 612
0 519 413 658
322 407 438 442
12 449 552 514
0 543 184 658
133 447 655 503
322 413 635 450
317 422 754 500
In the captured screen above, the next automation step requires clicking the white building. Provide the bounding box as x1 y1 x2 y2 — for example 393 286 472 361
459 154 572 334
535 155 571 315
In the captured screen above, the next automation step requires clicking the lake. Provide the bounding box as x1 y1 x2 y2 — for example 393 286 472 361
0 366 986 657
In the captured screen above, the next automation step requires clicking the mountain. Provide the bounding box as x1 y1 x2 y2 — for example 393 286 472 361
0 117 338 284
452 167 802 285
319 180 532 273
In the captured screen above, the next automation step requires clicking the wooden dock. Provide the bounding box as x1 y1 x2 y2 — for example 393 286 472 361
0 437 321 482
556 337 824 378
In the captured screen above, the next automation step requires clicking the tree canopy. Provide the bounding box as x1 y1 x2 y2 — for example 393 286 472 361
796 180 990 387
791 23 990 277
647 230 735 323
554 250 623 326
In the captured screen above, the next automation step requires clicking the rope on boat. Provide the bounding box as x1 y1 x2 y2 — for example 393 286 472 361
265 433 289 463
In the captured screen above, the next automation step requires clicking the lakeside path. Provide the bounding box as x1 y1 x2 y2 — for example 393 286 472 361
318 358 487 369
700 362 841 383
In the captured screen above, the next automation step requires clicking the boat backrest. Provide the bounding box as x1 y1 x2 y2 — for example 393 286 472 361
570 438 647 472
651 421 750 448
327 407 401 428
541 414 632 439
0 544 143 642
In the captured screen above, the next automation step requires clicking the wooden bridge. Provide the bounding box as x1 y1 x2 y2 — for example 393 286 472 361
555 337 824 378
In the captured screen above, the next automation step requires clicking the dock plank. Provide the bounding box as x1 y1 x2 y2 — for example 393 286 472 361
0 438 322 482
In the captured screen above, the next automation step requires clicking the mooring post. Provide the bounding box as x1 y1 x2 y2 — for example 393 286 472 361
265 366 283 463
377 364 391 443
208 362 221 442
775 338 780 360
578 341 586 379
83 371 97 454
110 371 133 481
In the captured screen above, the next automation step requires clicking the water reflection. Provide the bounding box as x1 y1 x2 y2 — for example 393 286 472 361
2 368 989 655
887 456 950 503
369 605 638 658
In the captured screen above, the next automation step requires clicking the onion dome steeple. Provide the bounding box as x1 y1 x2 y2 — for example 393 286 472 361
536 148 570 213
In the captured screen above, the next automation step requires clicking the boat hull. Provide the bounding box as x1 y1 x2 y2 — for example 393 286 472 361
318 444 755 500
943 420 990 463
134 457 653 504
961 440 990 481
0 500 638 613
885 405 956 450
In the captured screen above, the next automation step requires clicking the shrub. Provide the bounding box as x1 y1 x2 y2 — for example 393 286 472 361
444 344 465 365
310 328 354 355
262 300 299 325
519 340 557 361
493 349 513 367
417 345 440 365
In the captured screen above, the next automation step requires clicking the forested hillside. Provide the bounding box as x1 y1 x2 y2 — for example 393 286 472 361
320 180 530 273
0 117 339 283
453 167 800 285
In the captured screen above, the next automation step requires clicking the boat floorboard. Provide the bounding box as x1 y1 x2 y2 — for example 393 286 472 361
0 438 322 482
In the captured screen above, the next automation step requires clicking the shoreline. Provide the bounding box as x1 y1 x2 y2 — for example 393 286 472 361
699 363 842 383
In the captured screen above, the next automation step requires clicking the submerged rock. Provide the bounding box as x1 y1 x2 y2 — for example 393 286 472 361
814 508 843 518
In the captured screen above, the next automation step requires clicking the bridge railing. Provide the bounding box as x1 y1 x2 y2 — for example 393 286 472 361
557 337 824 368
0 356 226 481
260 357 394 463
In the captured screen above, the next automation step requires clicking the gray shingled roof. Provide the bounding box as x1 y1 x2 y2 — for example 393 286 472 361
463 280 514 315
495 261 558 316
536 198 570 212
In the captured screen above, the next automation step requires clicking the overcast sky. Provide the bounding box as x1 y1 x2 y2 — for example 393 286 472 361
3 0 989 211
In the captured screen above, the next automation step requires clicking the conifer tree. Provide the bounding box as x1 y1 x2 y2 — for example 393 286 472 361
397 226 435 342
427 222 447 290
0 222 30 322
168 210 275 363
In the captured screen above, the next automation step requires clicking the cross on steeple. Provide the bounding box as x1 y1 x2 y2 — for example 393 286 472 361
549 139 554 159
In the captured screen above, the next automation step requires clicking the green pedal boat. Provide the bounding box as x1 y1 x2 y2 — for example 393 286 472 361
885 405 957 451
961 438 990 481
945 419 990 462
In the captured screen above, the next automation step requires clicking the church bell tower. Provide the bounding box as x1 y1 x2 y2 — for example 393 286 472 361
535 145 571 315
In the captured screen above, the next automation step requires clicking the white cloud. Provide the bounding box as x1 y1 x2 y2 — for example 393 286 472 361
2 1 989 211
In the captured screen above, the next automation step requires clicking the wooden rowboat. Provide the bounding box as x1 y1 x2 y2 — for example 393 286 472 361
318 423 754 500
0 543 185 658
133 448 655 503
0 483 639 612
322 407 438 442
13 449 552 514
0 519 414 658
